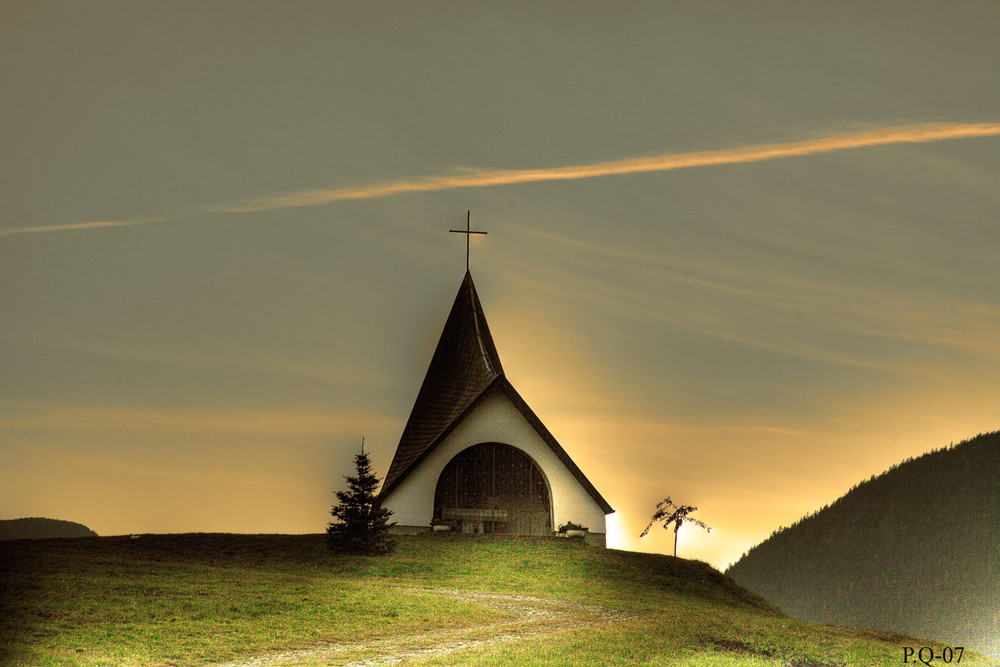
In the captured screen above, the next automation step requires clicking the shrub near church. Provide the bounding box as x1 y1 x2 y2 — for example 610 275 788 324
327 444 396 556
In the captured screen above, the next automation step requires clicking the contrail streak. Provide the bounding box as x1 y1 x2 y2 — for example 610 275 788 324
0 216 171 237
4 122 999 236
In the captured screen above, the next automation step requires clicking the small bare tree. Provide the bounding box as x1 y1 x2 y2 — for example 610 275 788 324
640 497 711 557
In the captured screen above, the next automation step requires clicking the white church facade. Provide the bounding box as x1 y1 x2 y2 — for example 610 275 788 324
378 270 613 546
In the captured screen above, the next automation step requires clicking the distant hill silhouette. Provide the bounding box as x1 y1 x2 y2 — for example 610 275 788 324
726 431 1000 659
0 518 97 541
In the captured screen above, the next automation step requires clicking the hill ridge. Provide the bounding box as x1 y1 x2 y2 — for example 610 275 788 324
5 532 993 665
726 430 1000 659
0 517 97 541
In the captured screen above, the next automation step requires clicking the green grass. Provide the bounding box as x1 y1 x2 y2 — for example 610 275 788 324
1 533 995 666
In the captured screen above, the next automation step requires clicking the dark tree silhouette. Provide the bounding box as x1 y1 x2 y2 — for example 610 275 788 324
640 497 711 557
327 441 396 555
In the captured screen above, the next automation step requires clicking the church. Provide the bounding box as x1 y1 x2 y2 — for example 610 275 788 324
378 236 614 546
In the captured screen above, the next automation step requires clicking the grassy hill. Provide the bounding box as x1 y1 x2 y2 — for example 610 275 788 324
726 431 1000 660
0 517 97 541
1 533 994 666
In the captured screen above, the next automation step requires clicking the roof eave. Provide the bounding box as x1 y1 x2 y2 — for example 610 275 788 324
495 378 615 515
379 375 614 515
378 375 505 501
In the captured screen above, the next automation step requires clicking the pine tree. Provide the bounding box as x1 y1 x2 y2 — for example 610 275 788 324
327 441 396 555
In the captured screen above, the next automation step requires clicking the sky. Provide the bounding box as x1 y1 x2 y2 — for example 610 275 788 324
2 2 999 570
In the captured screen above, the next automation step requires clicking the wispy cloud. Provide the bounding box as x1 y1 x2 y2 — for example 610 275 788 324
0 215 172 237
501 226 1000 371
235 122 1000 211
4 122 999 237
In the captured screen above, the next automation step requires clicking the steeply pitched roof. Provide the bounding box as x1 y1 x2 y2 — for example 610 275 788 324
380 271 613 515
381 271 503 493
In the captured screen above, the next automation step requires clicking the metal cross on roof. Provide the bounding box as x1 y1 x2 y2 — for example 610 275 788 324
449 211 487 271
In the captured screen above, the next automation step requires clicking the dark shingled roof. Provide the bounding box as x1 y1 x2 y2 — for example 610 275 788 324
380 271 613 515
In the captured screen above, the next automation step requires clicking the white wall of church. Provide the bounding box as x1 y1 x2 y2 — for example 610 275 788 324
382 386 607 535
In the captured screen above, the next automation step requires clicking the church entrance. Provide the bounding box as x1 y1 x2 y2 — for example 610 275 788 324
433 442 552 536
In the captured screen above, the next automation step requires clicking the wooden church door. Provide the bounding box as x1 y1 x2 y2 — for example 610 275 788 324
433 442 552 535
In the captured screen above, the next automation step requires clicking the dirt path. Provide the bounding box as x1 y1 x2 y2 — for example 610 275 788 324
213 587 631 667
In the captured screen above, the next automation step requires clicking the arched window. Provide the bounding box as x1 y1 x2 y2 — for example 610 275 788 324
434 442 552 535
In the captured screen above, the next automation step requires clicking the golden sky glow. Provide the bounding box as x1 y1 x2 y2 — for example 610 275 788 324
2 3 999 569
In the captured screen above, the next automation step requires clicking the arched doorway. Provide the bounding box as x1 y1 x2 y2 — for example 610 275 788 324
433 442 552 535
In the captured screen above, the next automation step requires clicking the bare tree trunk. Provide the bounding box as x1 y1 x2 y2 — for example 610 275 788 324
673 525 679 557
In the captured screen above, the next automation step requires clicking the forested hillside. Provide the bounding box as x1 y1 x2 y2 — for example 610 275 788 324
726 431 1000 658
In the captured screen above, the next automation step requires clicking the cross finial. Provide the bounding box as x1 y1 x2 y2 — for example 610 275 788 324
449 211 487 271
